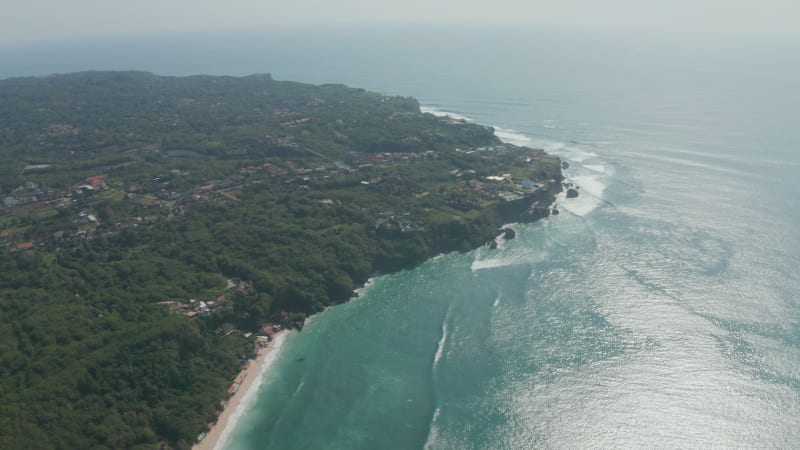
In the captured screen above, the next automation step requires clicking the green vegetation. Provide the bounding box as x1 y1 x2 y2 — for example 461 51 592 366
0 71 561 448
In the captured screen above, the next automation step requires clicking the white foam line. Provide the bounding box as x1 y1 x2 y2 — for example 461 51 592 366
420 106 471 122
558 174 608 217
563 150 599 163
353 277 376 296
584 164 608 174
423 407 442 450
421 105 535 147
571 175 607 199
494 126 533 147
433 320 448 367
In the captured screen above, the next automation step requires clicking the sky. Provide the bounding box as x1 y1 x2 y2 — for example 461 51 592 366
2 0 799 45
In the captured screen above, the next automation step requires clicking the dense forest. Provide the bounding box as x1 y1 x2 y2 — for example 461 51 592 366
0 72 562 448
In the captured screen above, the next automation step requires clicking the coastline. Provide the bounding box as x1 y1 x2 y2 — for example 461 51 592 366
196 111 562 449
193 107 560 450
194 331 290 450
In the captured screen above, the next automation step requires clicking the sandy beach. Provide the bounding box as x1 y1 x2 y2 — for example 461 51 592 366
194 331 289 450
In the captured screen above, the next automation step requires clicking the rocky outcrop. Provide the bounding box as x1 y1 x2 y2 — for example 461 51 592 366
500 227 516 239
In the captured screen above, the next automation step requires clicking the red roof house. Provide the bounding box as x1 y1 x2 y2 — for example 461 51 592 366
10 242 34 253
85 176 107 189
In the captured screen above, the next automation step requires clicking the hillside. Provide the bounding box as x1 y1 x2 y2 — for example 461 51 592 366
0 72 561 449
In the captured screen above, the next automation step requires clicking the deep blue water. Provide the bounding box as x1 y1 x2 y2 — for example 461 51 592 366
4 26 799 448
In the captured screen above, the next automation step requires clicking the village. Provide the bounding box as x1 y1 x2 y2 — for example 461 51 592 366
0 72 572 450
1 142 561 254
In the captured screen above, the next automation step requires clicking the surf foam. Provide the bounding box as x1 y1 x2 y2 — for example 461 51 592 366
494 126 534 147
433 318 448 367
420 106 471 122
559 174 608 217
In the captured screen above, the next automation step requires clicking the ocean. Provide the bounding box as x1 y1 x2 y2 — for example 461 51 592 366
3 26 799 448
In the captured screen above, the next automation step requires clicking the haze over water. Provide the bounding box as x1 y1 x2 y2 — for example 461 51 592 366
211 29 799 449
5 26 799 448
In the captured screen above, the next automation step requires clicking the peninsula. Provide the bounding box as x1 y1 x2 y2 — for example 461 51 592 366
0 71 562 449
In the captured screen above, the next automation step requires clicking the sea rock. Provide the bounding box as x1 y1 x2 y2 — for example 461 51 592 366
501 227 516 239
525 205 550 221
561 161 570 169
566 188 579 198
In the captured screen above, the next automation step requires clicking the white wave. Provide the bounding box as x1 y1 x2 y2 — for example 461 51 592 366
558 174 607 217
471 257 518 271
353 277 376 296
471 247 547 271
433 320 448 367
521 139 601 165
423 408 442 450
493 294 501 308
215 331 291 450
563 149 599 163
420 106 471 122
421 105 536 148
572 174 607 199
494 126 533 147
584 164 610 174
568 139 612 149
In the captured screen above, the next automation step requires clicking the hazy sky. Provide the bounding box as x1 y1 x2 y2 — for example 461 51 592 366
2 0 799 44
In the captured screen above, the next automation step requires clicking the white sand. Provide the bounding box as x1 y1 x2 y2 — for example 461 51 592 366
194 331 289 450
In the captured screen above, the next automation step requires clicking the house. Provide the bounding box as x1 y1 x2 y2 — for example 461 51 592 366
10 242 34 253
259 326 275 339
0 231 9 240
221 192 240 202
74 185 95 195
219 323 236 336
85 176 107 189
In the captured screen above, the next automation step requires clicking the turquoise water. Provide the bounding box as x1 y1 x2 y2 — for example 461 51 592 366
4 26 799 448
221 29 800 449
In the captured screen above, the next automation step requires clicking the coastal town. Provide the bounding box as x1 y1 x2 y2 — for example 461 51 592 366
0 72 566 450
1 142 563 256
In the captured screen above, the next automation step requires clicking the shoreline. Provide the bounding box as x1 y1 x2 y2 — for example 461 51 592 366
194 330 290 450
197 107 561 449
